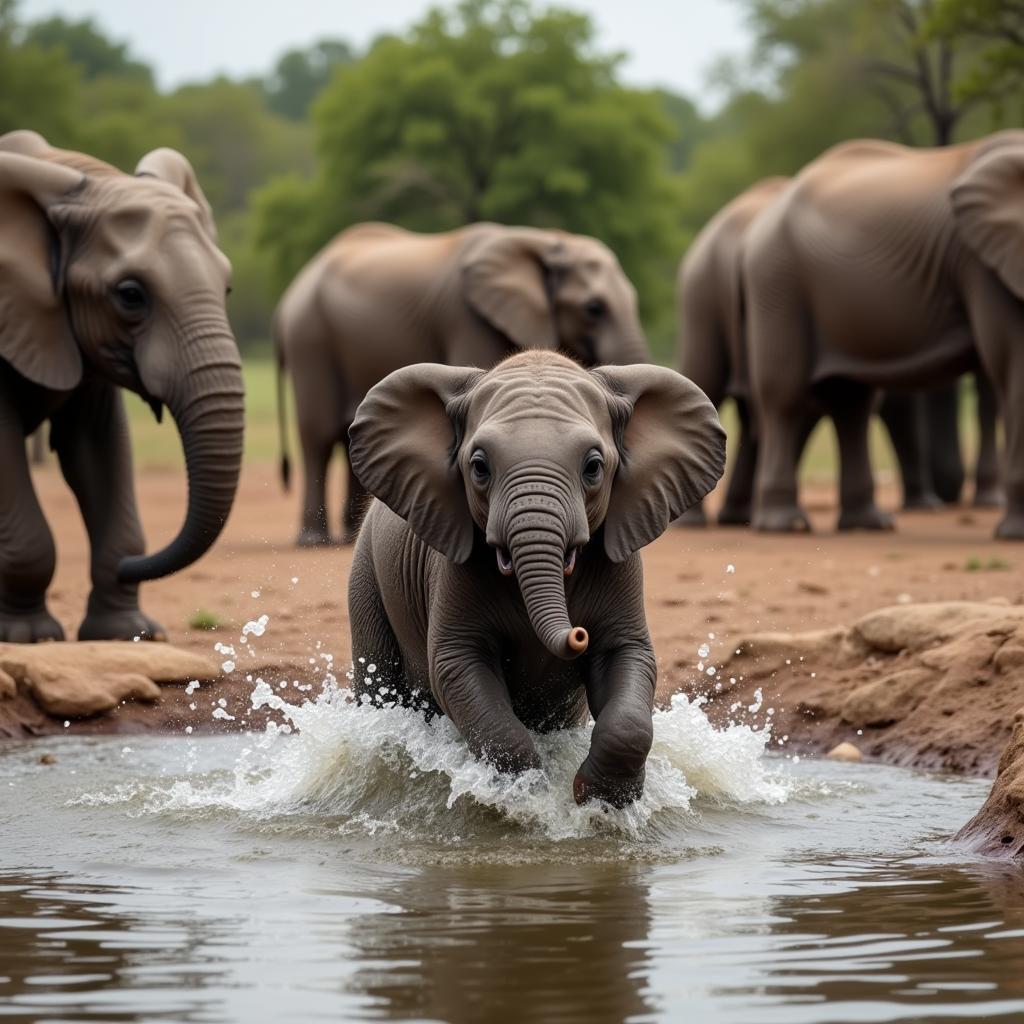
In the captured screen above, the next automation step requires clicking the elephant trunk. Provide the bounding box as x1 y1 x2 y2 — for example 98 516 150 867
118 330 245 584
505 500 588 661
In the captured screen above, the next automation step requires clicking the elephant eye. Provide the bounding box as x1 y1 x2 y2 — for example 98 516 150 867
584 298 606 320
470 450 491 486
582 449 604 487
113 279 149 317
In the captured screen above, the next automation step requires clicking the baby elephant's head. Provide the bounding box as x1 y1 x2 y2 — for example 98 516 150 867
349 352 725 659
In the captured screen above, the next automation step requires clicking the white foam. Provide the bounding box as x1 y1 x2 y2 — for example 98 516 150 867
91 677 790 849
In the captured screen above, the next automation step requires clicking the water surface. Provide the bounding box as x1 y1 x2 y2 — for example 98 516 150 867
0 688 1021 1023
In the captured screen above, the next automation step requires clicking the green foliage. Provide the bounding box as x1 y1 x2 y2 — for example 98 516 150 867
263 39 355 120
964 555 1011 572
24 14 153 83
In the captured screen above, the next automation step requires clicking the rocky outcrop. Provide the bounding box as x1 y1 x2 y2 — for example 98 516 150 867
0 642 217 719
683 601 1024 777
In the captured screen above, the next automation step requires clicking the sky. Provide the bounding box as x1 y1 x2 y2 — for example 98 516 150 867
20 0 751 106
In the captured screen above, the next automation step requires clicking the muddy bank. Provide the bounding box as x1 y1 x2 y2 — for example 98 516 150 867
683 600 1024 777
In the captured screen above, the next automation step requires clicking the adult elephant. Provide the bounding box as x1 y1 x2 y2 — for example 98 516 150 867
274 222 649 546
678 174 999 528
0 131 244 642
744 132 1023 538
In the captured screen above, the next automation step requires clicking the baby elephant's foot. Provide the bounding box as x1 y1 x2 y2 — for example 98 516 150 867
837 505 894 532
0 606 64 643
753 504 811 533
573 764 645 809
78 607 166 642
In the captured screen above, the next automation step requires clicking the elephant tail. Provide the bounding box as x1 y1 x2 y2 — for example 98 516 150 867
274 312 291 492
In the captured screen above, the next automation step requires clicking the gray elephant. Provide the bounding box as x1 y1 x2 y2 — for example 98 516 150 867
678 175 1000 528
743 132 1023 538
274 222 649 547
0 131 244 642
346 350 725 807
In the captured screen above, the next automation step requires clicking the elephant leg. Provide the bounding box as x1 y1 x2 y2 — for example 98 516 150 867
717 399 756 527
879 392 942 510
973 371 1003 508
753 405 811 533
340 429 368 546
0 383 63 643
576 644 656 807
926 383 964 504
291 349 347 548
50 380 165 641
824 380 893 532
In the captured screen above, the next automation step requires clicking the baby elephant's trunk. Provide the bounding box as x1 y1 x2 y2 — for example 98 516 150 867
506 507 588 660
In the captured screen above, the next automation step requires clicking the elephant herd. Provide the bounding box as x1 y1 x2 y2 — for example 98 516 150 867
3 124 1022 807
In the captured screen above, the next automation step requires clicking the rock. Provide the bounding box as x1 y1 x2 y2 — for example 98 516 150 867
724 627 847 679
841 667 934 729
39 754 56 765
0 642 217 720
956 709 1024 862
852 602 1024 655
827 741 863 763
0 667 15 700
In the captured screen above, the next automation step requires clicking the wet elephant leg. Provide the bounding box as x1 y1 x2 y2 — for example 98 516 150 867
0 382 62 643
717 399 756 527
926 383 964 505
826 381 893 531
879 392 942 510
50 380 165 641
973 371 1003 508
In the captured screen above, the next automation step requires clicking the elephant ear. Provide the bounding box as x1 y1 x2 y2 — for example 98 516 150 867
594 365 726 562
952 141 1024 300
348 363 483 562
461 229 560 350
135 148 218 242
0 153 85 391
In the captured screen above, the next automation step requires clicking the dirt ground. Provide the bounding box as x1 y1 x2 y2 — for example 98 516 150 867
29 459 1021 687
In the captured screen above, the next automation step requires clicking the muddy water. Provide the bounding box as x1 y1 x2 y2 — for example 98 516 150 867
1 689 1022 1023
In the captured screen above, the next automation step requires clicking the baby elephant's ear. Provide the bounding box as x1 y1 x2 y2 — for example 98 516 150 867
348 363 483 562
594 365 726 562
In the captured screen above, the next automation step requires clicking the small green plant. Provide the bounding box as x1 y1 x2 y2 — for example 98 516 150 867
964 555 1011 572
189 608 223 631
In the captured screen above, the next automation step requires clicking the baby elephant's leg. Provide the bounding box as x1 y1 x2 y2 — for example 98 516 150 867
578 644 657 807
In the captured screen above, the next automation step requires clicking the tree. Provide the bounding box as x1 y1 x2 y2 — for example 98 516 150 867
263 39 355 120
24 14 152 83
257 0 681 342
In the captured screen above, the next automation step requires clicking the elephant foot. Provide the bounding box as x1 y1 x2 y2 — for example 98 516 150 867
716 503 753 527
573 766 644 809
673 506 707 529
995 512 1024 540
902 491 943 511
78 607 166 642
837 505 894 532
296 528 334 548
0 606 64 643
753 504 812 533
974 485 1005 509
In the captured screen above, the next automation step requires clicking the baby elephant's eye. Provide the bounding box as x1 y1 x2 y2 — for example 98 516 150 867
582 449 604 487
584 298 606 320
470 450 491 486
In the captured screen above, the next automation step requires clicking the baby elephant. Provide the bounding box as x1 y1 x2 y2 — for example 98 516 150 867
347 351 725 807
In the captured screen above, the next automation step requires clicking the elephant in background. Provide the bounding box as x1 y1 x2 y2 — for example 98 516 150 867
743 132 1024 538
274 222 650 547
677 174 1000 529
0 130 244 642
347 351 725 807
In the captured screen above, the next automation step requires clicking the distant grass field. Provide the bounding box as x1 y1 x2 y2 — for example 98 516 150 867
119 356 985 491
